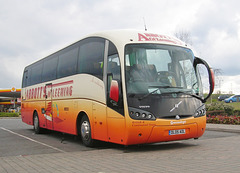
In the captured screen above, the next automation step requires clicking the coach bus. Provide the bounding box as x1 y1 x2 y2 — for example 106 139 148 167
21 30 214 146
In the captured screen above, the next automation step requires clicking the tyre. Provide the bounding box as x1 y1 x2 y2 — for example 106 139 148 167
80 115 95 147
33 112 42 134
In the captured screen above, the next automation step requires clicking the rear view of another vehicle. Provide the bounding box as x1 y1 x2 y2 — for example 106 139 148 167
218 95 230 101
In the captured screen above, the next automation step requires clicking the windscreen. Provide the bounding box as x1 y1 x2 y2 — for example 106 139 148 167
125 44 202 97
125 44 204 119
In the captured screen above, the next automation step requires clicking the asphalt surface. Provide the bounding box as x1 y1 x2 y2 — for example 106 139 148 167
0 118 240 173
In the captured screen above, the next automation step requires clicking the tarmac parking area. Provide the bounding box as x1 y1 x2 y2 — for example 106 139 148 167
0 118 240 172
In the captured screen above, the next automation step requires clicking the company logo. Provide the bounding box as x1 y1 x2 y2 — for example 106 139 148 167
170 101 183 112
170 120 186 125
175 115 180 120
25 80 73 100
139 105 150 109
138 33 184 45
11 87 16 92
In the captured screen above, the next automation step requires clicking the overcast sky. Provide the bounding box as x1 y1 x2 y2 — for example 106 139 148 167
1 0 240 93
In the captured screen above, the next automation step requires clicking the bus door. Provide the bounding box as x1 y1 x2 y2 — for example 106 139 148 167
92 101 108 141
45 83 53 130
106 42 125 144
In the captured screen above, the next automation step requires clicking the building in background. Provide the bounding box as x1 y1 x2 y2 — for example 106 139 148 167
0 88 21 112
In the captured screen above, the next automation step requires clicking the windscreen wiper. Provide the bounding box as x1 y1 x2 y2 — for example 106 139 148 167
169 91 204 102
139 86 204 102
138 85 174 100
138 88 160 100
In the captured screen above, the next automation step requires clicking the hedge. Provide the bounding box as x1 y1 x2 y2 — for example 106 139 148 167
0 112 20 117
207 115 240 125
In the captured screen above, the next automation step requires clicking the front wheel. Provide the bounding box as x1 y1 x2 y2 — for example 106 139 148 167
80 115 95 147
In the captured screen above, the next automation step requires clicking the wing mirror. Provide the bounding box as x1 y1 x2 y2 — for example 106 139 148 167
194 57 215 103
109 80 119 103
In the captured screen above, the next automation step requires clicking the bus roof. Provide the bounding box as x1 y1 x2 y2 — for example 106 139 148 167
87 30 186 47
24 30 187 70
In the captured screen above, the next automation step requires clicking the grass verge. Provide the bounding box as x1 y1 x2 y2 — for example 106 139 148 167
0 112 20 117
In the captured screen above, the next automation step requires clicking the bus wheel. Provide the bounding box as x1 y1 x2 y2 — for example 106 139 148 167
33 112 42 134
80 115 95 147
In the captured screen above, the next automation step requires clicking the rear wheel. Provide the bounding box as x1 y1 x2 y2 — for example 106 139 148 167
80 115 95 147
33 112 42 134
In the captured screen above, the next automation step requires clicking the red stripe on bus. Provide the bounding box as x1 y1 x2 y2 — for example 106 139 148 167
49 80 74 88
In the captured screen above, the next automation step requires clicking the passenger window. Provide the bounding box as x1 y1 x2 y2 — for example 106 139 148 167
78 38 105 80
42 55 58 82
30 63 43 85
57 47 78 78
27 68 32 87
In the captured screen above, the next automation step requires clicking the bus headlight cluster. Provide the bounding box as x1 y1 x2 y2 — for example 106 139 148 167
129 107 156 120
194 105 206 117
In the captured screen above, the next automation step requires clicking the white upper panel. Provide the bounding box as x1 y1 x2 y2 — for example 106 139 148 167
86 30 186 47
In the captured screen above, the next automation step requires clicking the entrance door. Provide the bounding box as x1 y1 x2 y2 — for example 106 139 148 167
45 83 53 130
106 41 125 143
92 101 107 141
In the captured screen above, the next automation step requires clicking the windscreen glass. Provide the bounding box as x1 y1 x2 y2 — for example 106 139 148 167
125 44 203 99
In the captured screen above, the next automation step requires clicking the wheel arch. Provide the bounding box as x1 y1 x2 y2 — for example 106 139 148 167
32 109 38 125
76 111 89 135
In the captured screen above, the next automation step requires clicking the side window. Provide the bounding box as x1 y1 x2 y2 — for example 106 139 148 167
107 41 124 115
107 42 121 89
42 55 58 82
30 63 43 85
27 68 31 87
57 47 78 78
179 59 196 89
78 38 105 80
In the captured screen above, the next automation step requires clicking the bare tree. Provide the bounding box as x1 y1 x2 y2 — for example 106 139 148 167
213 68 223 94
174 29 193 45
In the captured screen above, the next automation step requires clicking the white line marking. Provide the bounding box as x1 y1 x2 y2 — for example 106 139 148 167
0 127 65 153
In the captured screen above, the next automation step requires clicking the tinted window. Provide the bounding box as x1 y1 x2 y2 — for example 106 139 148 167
42 55 58 82
57 47 78 78
107 42 121 82
26 68 31 87
78 38 105 80
30 63 43 85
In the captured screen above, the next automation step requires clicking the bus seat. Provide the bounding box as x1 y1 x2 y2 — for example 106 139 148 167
146 64 158 82
129 64 157 82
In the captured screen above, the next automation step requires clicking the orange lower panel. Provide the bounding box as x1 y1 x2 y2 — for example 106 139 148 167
124 117 206 145
147 123 198 144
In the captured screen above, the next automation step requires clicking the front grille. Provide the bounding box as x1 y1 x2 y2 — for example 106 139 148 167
158 115 193 120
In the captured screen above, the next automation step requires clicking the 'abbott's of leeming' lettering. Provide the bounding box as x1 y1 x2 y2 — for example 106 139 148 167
25 86 44 100
138 33 184 45
51 86 73 98
25 80 73 100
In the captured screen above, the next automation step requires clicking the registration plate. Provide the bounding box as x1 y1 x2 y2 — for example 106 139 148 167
169 129 186 135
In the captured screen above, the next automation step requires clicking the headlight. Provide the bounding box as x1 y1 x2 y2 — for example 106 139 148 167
194 105 206 117
129 107 156 120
